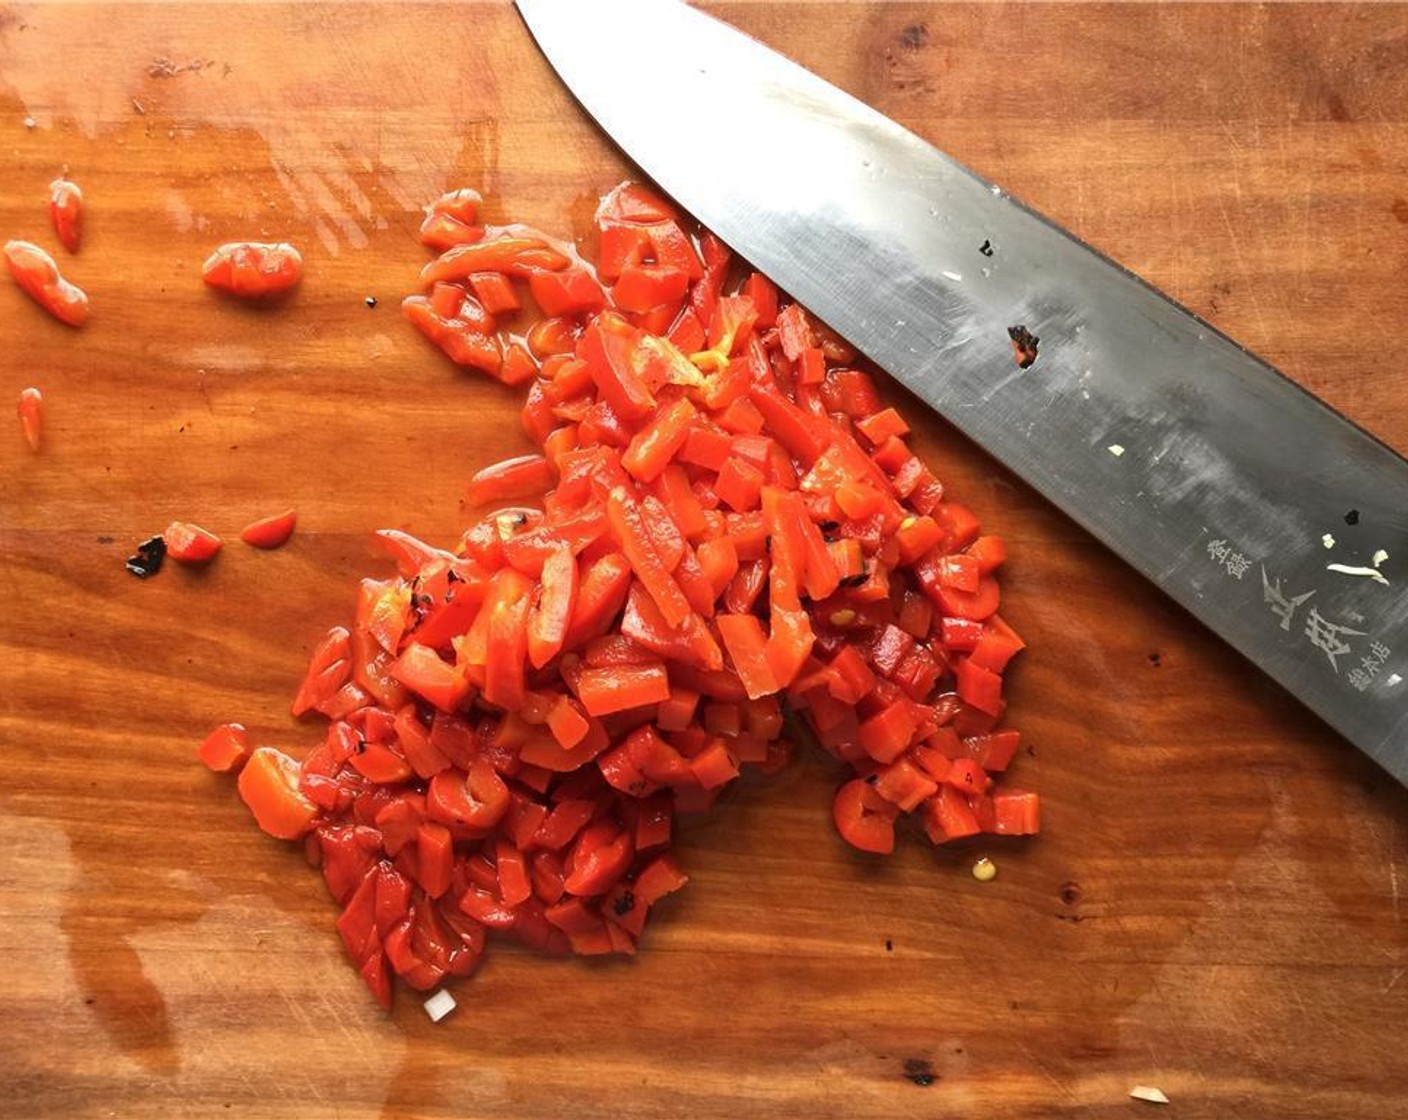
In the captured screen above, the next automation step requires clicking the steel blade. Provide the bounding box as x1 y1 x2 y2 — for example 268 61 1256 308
518 0 1408 782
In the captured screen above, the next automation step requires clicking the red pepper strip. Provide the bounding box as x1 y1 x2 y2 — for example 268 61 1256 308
373 528 457 578
565 822 634 897
672 545 717 618
350 583 410 711
742 272 778 327
857 701 919 765
483 591 531 711
619 582 723 671
937 552 981 592
967 535 1007 574
240 509 297 549
361 580 411 655
965 729 1021 772
519 724 610 772
527 546 578 669
954 657 1004 716
421 237 570 283
614 264 689 313
420 188 483 251
714 457 764 513
968 622 1024 674
582 315 657 420
49 177 83 253
774 302 815 361
690 740 740 790
164 521 223 564
409 823 452 899
545 695 590 750
652 465 708 538
528 316 580 360
411 576 487 652
690 231 730 326
797 347 826 386
467 454 554 506
5 240 89 326
921 784 981 844
458 565 531 677
495 841 533 907
992 789 1040 835
391 642 471 712
622 397 697 482
716 614 781 699
606 487 692 628
561 552 633 650
198 723 251 773
529 268 607 317
647 221 705 282
679 426 732 471
426 757 510 831
938 503 983 550
747 383 828 465
935 575 1000 621
393 706 451 779
348 738 414 785
16 387 42 451
872 759 938 813
761 488 815 686
597 224 652 282
638 494 686 571
403 294 503 376
202 242 303 299
238 748 320 840
291 627 352 717
576 662 671 716
469 271 520 315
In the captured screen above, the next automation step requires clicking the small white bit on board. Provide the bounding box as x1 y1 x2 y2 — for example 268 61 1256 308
1322 533 1336 549
423 990 457 1023
1107 444 1125 457
1129 1085 1170 1105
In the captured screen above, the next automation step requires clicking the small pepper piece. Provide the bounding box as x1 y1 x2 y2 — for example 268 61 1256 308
164 521 223 564
4 240 90 326
240 509 297 550
16 387 43 450
202 242 303 298
49 176 84 253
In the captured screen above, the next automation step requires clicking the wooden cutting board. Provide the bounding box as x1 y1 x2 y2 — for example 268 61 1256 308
3 3 1408 1117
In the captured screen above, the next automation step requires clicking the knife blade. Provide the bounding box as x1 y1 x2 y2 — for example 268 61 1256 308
517 0 1408 785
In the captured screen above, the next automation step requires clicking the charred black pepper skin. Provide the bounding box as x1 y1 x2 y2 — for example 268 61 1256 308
126 535 167 579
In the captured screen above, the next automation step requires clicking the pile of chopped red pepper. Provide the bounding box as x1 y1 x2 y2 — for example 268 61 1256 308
209 182 1037 1010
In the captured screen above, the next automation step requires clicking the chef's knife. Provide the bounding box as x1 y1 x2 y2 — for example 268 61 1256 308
516 0 1408 785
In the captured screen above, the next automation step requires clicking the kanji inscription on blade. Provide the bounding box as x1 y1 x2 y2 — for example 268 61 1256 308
1203 533 1396 692
1206 538 1251 580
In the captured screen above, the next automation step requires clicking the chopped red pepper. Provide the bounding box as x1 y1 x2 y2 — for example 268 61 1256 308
49 177 83 253
240 509 297 550
419 189 484 251
164 521 223 565
202 241 302 298
198 723 251 773
204 178 1035 1013
16 387 42 451
5 240 89 325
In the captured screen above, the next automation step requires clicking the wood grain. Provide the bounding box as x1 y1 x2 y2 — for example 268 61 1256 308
2 3 1408 1118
